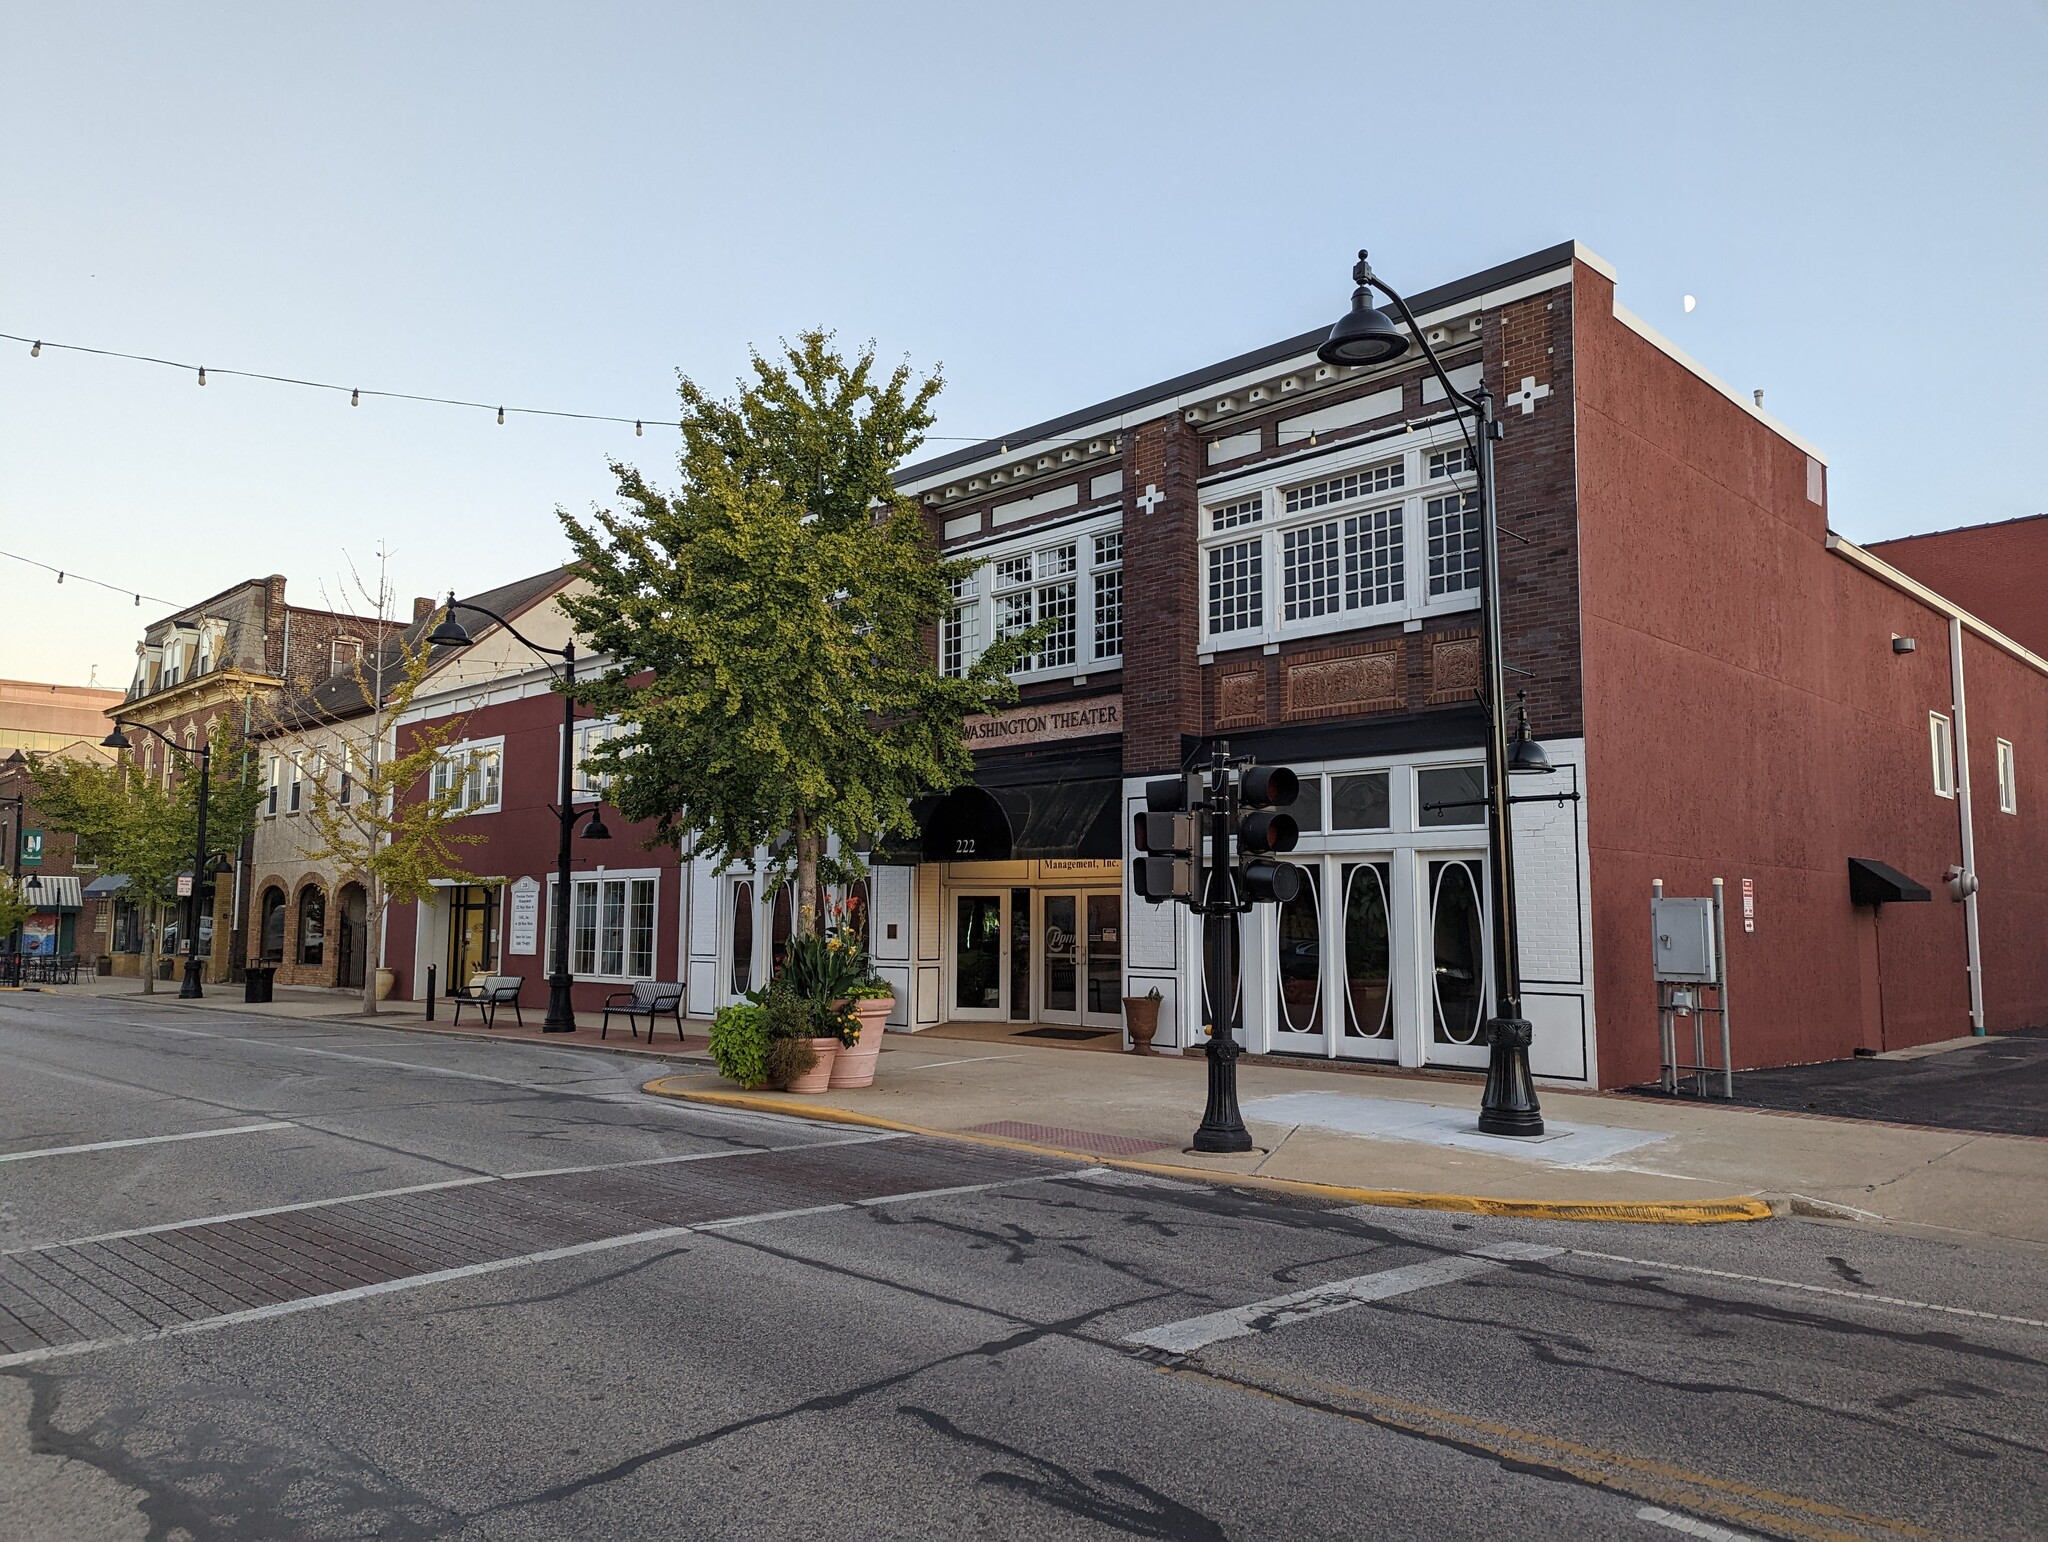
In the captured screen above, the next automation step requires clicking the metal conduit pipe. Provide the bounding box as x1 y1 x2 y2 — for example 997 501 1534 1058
1948 616 1987 1034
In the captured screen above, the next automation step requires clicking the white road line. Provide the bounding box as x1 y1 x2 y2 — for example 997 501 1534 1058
0 1122 293 1164
0 1169 1084 1370
1565 1249 2048 1331
896 1054 1025 1071
1637 1505 1757 1541
1123 1241 1563 1354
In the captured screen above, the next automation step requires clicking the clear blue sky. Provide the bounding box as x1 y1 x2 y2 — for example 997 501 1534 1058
4 1 2043 686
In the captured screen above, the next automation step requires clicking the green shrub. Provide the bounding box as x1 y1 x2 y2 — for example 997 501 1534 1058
708 1004 772 1090
765 1034 818 1087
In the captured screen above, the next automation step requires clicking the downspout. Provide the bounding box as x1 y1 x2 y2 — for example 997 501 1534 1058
1948 616 1986 1034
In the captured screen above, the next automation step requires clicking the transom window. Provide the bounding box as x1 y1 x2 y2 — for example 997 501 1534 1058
1427 446 1475 480
1284 459 1403 515
941 520 1123 680
1211 494 1265 531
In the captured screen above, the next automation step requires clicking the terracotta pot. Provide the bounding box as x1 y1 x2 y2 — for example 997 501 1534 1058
1123 995 1161 1054
784 1036 840 1094
829 996 894 1089
374 967 397 1001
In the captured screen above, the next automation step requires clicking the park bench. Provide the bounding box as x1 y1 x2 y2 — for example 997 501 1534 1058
602 980 684 1042
450 974 525 1028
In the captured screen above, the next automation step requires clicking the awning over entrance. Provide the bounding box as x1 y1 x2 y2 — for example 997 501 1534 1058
1847 857 1931 906
912 773 1123 863
82 873 130 898
21 874 83 911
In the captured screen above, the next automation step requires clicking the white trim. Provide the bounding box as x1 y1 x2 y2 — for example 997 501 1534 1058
1826 534 2048 678
1996 738 2017 815
1928 711 1956 799
432 734 506 816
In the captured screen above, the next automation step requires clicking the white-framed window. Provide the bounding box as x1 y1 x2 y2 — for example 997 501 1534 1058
547 871 658 980
942 514 1123 681
288 755 303 814
1996 738 2016 814
1091 531 1123 662
338 744 356 806
432 738 504 815
266 755 281 816
1929 712 1955 799
571 718 623 801
331 637 363 675
161 639 183 688
1200 435 1478 646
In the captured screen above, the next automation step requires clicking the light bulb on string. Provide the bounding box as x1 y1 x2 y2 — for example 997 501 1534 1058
57 571 64 584
497 406 505 425
29 341 39 357
635 420 643 437
197 366 207 386
350 388 359 407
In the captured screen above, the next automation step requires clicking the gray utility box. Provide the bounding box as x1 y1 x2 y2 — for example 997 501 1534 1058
1652 897 1717 983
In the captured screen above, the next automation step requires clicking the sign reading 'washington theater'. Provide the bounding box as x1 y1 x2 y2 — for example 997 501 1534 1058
964 695 1122 749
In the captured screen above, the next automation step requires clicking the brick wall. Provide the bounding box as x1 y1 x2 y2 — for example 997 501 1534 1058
1121 416 1206 776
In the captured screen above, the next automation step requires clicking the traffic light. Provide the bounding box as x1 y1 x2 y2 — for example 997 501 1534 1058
1133 773 1203 904
1237 764 1305 906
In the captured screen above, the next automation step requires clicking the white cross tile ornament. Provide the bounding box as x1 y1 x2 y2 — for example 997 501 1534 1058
1508 376 1551 416
1135 483 1166 515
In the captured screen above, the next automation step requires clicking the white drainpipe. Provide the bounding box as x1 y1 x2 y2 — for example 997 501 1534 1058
1949 616 1986 1034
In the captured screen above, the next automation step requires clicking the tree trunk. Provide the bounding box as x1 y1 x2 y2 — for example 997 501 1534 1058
793 812 820 941
140 900 158 994
360 876 381 1017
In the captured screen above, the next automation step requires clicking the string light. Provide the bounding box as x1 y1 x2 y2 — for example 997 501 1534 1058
196 366 206 386
350 387 359 407
1 547 186 613
497 405 505 425
635 420 643 437
29 340 39 357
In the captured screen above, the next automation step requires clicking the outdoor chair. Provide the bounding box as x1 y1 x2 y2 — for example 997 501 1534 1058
602 981 684 1041
450 974 525 1028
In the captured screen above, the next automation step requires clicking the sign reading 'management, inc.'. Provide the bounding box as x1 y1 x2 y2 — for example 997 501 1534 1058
963 695 1122 750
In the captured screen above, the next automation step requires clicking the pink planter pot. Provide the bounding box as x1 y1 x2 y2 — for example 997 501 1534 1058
784 1037 839 1094
829 997 894 1090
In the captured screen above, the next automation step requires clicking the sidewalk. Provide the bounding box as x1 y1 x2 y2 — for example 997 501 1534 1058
52 978 2048 1242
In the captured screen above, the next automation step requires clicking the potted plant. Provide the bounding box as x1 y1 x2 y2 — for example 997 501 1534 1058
709 1001 773 1090
1123 986 1164 1054
832 974 895 1089
760 979 840 1093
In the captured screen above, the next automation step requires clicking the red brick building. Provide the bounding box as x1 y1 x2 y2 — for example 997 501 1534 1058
1867 514 2048 658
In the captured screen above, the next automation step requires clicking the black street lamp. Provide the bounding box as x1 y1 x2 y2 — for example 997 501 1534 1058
101 720 213 1000
1319 249 1547 1137
427 595 609 1032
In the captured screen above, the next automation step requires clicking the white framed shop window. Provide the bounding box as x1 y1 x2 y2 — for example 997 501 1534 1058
1996 738 2016 814
432 737 505 815
548 869 659 981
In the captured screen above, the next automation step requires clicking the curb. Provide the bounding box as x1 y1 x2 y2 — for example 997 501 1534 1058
640 1078 1775 1226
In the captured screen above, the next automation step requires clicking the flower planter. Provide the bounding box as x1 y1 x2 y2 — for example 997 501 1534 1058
829 996 894 1089
784 1036 840 1094
374 967 397 1001
1123 995 1161 1054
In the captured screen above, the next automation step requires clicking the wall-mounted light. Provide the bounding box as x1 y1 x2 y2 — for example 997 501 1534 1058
1892 635 1917 654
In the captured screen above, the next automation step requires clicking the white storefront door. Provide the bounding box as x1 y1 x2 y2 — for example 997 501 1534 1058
947 891 1008 1020
1039 890 1124 1029
1420 854 1491 1070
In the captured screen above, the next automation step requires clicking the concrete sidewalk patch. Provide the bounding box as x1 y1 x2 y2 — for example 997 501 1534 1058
640 1078 1774 1226
1241 1090 1671 1167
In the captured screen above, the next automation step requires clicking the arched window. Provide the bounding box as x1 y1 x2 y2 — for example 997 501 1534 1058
729 881 753 995
298 887 326 967
770 885 793 975
259 887 286 960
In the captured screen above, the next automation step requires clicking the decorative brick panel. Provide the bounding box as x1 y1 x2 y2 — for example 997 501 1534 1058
1281 641 1402 722
1215 667 1265 729
1427 629 1482 705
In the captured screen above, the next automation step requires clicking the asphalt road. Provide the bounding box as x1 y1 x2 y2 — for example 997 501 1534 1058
2 992 2043 1541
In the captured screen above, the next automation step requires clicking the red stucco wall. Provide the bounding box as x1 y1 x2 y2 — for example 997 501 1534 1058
1572 262 2046 1085
1867 515 2048 659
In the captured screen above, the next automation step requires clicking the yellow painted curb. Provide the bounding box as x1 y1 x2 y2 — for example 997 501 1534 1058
641 1077 1774 1226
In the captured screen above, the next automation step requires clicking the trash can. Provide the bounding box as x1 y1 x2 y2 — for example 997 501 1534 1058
244 964 276 1004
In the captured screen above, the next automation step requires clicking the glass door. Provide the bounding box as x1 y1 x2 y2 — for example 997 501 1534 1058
1082 892 1122 1028
1271 866 1325 1052
1040 892 1080 1022
1337 860 1396 1062
950 892 1007 1019
1425 857 1489 1069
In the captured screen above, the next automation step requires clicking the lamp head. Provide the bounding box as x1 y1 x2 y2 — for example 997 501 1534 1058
1317 250 1410 368
24 872 41 892
579 809 611 841
102 723 133 751
426 594 473 648
1507 691 1554 776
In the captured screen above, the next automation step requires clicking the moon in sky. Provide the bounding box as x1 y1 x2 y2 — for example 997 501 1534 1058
1683 294 1697 313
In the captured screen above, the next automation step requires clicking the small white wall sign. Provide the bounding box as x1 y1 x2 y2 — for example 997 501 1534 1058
507 876 541 955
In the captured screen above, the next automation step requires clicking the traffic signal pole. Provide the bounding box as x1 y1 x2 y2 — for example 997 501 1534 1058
1192 744 1253 1154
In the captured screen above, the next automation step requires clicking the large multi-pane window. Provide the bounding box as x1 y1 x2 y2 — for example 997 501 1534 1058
942 520 1123 680
432 741 503 814
549 873 657 979
572 719 623 801
1201 441 1475 644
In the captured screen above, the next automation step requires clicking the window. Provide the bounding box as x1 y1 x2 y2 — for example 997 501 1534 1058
730 880 754 994
338 745 355 806
162 640 183 688
1418 764 1486 827
1345 505 1404 609
331 637 363 676
572 719 622 801
1282 521 1342 621
266 756 280 816
259 887 286 959
1997 739 2016 814
1207 537 1263 635
1427 446 1475 480
1284 459 1404 515
993 543 1078 673
942 574 979 679
1092 533 1123 662
1929 713 1955 799
297 886 325 966
432 742 503 815
1426 490 1481 597
288 755 303 814
549 874 657 979
1209 494 1265 531
1278 774 1323 834
1331 771 1390 830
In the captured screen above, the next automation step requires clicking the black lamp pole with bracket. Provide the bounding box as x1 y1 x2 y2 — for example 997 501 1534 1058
100 721 214 999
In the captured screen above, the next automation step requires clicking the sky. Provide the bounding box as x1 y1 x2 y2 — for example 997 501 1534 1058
3 1 2044 688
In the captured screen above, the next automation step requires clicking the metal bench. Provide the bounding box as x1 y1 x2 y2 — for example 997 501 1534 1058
602 980 684 1041
450 974 525 1028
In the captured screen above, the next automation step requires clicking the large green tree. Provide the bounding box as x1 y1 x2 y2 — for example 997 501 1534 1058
559 331 1029 938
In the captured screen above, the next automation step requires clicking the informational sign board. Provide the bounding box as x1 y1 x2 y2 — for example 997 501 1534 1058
507 876 541 955
20 830 42 867
175 874 193 898
1741 877 1755 935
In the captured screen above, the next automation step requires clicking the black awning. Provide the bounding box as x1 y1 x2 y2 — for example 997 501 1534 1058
918 785 1014 862
1848 857 1931 907
993 775 1123 860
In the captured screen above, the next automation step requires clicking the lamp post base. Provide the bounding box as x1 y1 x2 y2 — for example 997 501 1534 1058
178 956 204 1000
1191 1031 1253 1153
542 974 578 1033
1478 1016 1544 1136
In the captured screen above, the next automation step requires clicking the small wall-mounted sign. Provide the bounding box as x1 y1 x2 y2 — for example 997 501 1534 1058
1741 877 1755 935
507 876 541 955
